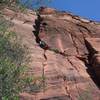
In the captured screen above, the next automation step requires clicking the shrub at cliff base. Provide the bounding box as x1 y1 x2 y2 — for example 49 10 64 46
0 16 30 100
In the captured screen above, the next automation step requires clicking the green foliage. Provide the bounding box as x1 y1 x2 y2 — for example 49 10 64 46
0 0 53 13
0 0 20 10
0 17 28 100
78 90 92 100
50 48 60 53
0 17 12 33
0 0 52 7
18 4 27 13
24 76 44 93
0 57 26 100
0 14 45 100
21 0 52 8
0 0 19 5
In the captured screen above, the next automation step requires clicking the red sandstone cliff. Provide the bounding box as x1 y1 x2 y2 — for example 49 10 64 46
2 7 100 100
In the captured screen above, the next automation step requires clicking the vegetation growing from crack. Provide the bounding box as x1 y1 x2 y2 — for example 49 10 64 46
23 76 46 93
78 88 93 100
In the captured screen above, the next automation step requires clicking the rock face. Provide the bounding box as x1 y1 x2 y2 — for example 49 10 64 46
2 7 100 100
38 7 56 14
85 38 100 81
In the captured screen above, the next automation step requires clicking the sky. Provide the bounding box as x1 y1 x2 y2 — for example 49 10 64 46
48 0 100 21
21 0 100 21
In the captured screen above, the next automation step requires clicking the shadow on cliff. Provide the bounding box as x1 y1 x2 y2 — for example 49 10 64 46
83 55 100 88
40 95 70 100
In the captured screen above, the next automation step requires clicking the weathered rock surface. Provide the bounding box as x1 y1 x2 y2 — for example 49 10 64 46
38 7 56 14
85 38 100 81
2 7 100 100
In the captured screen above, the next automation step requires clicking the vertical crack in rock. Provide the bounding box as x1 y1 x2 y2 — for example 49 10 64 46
85 38 100 87
42 50 48 92
63 76 73 100
33 13 49 93
33 13 50 51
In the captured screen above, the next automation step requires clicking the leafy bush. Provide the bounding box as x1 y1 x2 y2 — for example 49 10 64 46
0 17 28 100
0 0 19 5
50 48 60 53
0 9 46 99
0 57 26 100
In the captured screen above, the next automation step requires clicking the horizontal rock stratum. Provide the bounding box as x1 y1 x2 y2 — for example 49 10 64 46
2 7 100 100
